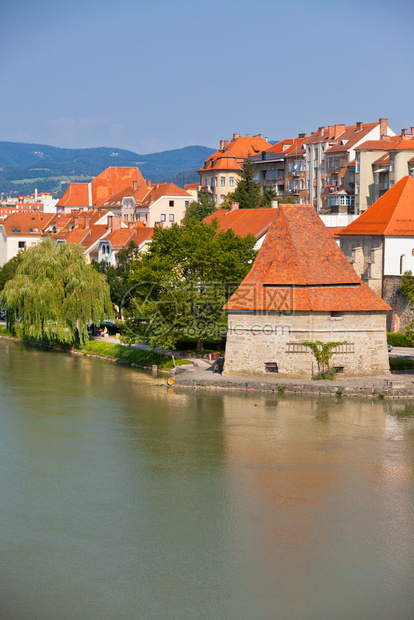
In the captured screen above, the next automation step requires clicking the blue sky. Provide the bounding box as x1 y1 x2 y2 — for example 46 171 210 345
1 0 413 153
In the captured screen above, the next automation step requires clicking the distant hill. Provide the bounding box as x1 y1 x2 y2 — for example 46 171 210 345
0 141 214 197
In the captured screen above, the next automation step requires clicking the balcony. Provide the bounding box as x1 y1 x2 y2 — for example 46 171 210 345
292 170 300 177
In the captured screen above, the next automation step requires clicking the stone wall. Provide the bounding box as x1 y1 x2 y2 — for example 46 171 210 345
382 276 412 331
340 235 383 297
223 311 389 378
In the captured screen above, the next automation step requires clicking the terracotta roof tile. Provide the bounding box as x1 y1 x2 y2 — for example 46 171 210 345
225 205 390 312
340 176 414 236
3 212 55 236
199 135 272 172
203 208 279 239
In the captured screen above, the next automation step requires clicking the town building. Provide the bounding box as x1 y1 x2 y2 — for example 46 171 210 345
0 213 55 266
101 181 193 227
198 134 272 205
223 204 390 378
56 167 146 213
339 175 414 331
252 136 307 199
354 131 414 213
96 224 154 266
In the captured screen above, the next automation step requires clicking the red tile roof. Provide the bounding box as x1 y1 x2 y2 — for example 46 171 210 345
199 135 272 172
56 167 145 208
355 137 400 152
2 212 55 236
340 176 414 236
106 225 153 249
324 123 378 153
224 205 390 312
203 208 279 239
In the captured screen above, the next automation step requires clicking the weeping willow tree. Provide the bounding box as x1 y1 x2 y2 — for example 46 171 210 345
0 238 113 344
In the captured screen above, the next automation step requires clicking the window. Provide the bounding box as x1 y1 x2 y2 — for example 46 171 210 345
220 176 225 187
288 162 293 172
334 156 339 168
390 159 395 172
400 255 406 275
229 176 234 187
169 214 174 222
340 177 345 187
18 241 25 249
355 182 359 195
161 214 166 222
220 195 225 203
185 201 189 207
169 200 174 207
356 156 360 173
374 173 379 184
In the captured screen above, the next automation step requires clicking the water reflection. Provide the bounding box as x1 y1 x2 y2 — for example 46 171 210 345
1 340 414 619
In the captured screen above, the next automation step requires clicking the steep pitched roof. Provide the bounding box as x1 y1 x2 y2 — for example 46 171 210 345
56 167 145 208
105 225 153 249
355 137 400 152
203 208 279 240
340 176 414 236
224 205 390 313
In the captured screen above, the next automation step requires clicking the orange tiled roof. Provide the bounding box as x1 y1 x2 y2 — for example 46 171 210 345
204 208 279 239
56 167 145 208
199 135 272 172
373 153 389 165
340 176 414 236
324 123 378 153
355 137 401 152
2 212 55 236
224 205 390 313
106 225 154 249
184 183 200 190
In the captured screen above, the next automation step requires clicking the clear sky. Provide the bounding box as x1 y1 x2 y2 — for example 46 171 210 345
1 0 413 154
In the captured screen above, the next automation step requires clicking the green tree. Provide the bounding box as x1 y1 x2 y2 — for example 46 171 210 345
125 219 257 351
260 185 277 207
401 270 414 343
0 238 113 344
0 252 24 292
94 241 141 313
231 155 263 209
181 194 216 225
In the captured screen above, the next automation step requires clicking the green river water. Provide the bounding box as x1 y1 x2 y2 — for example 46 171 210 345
0 339 414 619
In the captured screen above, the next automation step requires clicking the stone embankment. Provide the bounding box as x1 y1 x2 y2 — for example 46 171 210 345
172 366 414 399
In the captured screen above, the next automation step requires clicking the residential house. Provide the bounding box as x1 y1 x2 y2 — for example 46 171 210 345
223 204 390 378
96 224 154 266
198 133 272 206
0 212 55 266
56 167 146 213
354 130 414 213
339 176 414 331
101 182 194 227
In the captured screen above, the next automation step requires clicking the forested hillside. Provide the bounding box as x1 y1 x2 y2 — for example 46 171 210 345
0 142 214 196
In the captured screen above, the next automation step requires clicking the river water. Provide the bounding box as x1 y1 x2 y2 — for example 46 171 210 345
1 339 414 619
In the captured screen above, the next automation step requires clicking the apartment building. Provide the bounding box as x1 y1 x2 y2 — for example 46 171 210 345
252 136 307 198
355 129 414 212
303 119 394 213
198 133 272 205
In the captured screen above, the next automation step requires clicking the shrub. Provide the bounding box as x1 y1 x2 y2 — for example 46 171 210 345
387 332 410 347
389 358 414 370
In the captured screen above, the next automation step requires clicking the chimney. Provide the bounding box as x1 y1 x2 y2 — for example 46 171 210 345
84 216 89 228
230 202 239 211
334 124 345 138
35 188 38 202
224 140 229 148
107 215 113 231
107 215 122 232
379 117 388 139
73 216 80 228
246 133 250 137
318 126 325 137
298 133 307 139
132 180 137 191
411 127 414 136
233 133 240 141
220 140 224 150
146 179 152 187
271 200 278 209
356 121 362 131
401 128 408 139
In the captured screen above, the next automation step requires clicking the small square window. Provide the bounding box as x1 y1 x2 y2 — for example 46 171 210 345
169 200 174 207
169 214 174 222
18 241 26 249
161 214 166 222
220 176 225 187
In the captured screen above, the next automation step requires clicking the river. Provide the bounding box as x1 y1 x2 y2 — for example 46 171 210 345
0 339 414 619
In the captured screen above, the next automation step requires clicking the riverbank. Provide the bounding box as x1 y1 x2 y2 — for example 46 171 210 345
172 365 414 399
0 328 192 371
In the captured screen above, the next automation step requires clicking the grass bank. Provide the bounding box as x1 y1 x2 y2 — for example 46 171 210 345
0 325 191 370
